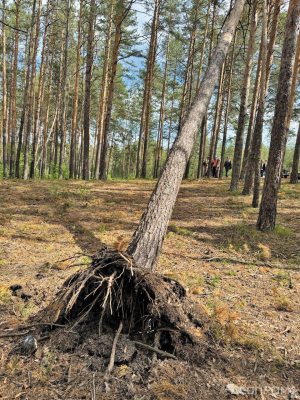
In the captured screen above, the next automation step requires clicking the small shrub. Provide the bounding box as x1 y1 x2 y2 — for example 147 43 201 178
168 222 193 237
257 243 271 260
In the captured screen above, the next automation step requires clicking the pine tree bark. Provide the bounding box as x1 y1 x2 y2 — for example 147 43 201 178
58 0 71 179
196 0 211 91
167 66 176 157
82 0 96 181
127 0 246 270
2 0 8 179
229 0 258 190
257 0 300 231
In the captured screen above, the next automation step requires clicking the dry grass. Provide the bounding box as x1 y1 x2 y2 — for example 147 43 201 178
0 178 300 399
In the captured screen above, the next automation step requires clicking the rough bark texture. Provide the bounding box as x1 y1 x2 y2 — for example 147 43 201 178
82 0 96 181
126 0 246 270
257 0 300 231
229 0 258 190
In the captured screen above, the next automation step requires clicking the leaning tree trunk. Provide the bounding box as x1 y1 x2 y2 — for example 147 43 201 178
257 0 300 231
127 0 246 270
229 0 258 190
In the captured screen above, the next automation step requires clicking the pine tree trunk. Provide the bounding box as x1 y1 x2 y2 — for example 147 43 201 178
257 0 300 231
290 122 300 183
127 0 246 270
167 66 176 158
23 0 42 180
286 31 300 183
82 0 96 181
197 116 206 179
196 0 211 91
30 0 51 178
219 33 236 179
207 62 225 178
141 0 160 179
239 39 262 180
154 32 170 179
242 0 280 196
9 0 20 178
2 0 8 179
229 0 258 190
69 0 83 179
99 15 123 180
94 0 115 179
58 0 71 179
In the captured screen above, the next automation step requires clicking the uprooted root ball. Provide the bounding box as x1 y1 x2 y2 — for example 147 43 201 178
41 246 205 353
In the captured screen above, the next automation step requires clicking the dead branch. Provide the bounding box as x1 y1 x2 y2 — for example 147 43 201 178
105 321 123 377
133 340 177 360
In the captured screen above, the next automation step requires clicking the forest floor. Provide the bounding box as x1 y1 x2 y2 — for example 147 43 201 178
0 178 300 400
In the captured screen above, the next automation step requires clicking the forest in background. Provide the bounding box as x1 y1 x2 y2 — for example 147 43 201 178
0 0 299 182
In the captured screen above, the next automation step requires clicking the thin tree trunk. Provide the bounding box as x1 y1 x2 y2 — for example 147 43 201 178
94 0 115 179
290 122 300 183
219 33 236 179
23 0 42 180
82 0 96 180
30 0 51 178
196 0 211 91
257 0 300 231
239 39 262 180
9 0 20 178
100 10 128 180
58 0 71 179
197 116 206 179
207 61 226 178
287 31 300 183
154 31 170 179
127 0 246 270
141 0 160 179
242 0 280 196
229 0 258 189
167 69 176 158
2 0 8 179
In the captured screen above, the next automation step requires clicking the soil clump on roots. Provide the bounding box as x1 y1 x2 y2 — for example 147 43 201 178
41 246 207 361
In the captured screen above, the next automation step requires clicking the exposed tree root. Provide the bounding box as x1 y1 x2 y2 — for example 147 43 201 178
41 246 205 355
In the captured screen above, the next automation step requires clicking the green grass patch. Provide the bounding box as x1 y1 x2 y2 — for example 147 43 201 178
168 223 193 237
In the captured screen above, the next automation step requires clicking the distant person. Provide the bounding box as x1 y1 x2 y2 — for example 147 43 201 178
260 160 264 177
263 159 268 177
224 157 232 177
203 157 208 177
212 156 219 178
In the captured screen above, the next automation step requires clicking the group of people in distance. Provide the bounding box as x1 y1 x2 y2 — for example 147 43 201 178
203 156 232 178
260 159 268 177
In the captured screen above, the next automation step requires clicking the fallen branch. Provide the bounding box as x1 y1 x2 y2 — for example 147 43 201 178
105 321 123 377
0 332 29 338
133 340 177 360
